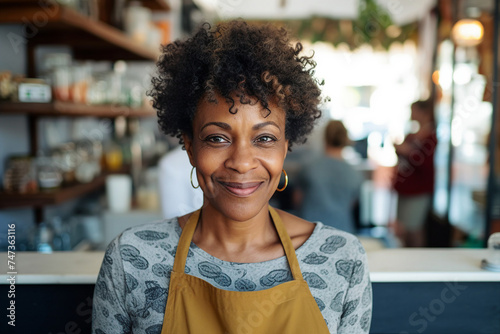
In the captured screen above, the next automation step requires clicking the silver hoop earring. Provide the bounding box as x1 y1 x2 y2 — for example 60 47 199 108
190 166 200 189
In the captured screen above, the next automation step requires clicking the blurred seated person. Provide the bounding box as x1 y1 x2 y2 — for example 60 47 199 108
295 120 364 234
158 145 203 219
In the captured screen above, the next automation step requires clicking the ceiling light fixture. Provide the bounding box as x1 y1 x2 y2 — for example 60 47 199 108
451 19 484 47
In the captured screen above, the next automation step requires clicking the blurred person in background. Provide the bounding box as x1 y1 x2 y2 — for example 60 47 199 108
392 100 437 247
295 120 364 234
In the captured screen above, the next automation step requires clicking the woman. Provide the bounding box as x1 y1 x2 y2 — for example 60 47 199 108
393 100 437 247
92 21 372 334
296 120 364 234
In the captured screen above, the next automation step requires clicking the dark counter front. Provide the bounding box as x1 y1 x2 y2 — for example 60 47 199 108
1 282 499 333
371 282 500 334
1 284 95 334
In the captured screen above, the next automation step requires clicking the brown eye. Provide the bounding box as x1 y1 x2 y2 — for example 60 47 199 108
206 135 229 144
256 135 277 143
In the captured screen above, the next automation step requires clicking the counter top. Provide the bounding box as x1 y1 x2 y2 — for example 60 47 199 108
1 248 499 284
0 251 104 284
367 248 500 282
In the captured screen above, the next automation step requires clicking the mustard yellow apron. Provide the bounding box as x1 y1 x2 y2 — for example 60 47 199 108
161 206 330 334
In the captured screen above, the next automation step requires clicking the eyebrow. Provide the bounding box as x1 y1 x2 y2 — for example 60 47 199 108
252 121 281 131
200 122 231 131
200 121 281 132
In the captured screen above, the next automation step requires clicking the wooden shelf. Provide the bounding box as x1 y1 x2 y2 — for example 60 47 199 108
0 3 160 61
0 173 107 209
141 0 171 11
0 101 156 117
0 1 165 216
0 0 171 11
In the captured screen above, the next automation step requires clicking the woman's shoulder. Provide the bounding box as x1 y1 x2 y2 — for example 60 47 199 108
276 209 316 250
115 216 182 247
277 209 365 256
313 223 366 254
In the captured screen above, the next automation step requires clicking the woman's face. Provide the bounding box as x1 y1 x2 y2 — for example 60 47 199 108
183 94 288 222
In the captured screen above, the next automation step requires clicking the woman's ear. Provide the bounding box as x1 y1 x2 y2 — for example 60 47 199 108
182 134 195 166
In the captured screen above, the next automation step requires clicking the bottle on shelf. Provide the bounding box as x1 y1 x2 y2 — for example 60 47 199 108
103 138 124 172
103 116 133 172
51 216 72 251
33 221 54 253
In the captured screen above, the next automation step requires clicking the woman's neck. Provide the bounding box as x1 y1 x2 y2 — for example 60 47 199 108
326 147 343 159
191 203 280 262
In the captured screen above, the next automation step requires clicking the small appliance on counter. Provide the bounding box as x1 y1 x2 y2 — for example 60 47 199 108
481 232 500 272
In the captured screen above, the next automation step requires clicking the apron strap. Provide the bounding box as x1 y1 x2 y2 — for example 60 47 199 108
268 206 304 281
173 209 201 273
173 207 304 281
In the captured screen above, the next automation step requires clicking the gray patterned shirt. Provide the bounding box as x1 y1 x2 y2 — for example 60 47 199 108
91 217 372 334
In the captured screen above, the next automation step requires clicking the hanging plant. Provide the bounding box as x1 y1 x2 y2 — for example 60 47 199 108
354 0 393 43
245 0 418 50
352 0 418 49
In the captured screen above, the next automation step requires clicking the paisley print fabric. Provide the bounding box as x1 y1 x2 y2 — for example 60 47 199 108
92 218 372 333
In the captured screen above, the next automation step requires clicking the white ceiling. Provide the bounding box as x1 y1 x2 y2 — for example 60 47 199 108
194 0 438 25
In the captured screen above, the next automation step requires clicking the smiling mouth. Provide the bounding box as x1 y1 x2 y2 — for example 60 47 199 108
219 181 263 196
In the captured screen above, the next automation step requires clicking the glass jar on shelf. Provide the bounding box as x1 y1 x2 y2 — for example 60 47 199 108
87 72 108 105
3 155 38 193
75 140 101 183
33 221 54 253
103 138 123 172
36 156 63 190
136 167 160 211
42 53 72 102
123 1 152 45
52 66 71 102
69 63 90 104
51 142 77 184
50 216 72 251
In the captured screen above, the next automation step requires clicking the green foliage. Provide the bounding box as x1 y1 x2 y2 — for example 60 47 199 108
289 0 418 50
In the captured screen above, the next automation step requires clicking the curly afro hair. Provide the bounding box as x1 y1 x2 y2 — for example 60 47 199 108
150 20 323 149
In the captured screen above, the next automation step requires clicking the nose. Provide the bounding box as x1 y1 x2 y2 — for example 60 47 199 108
224 141 258 174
